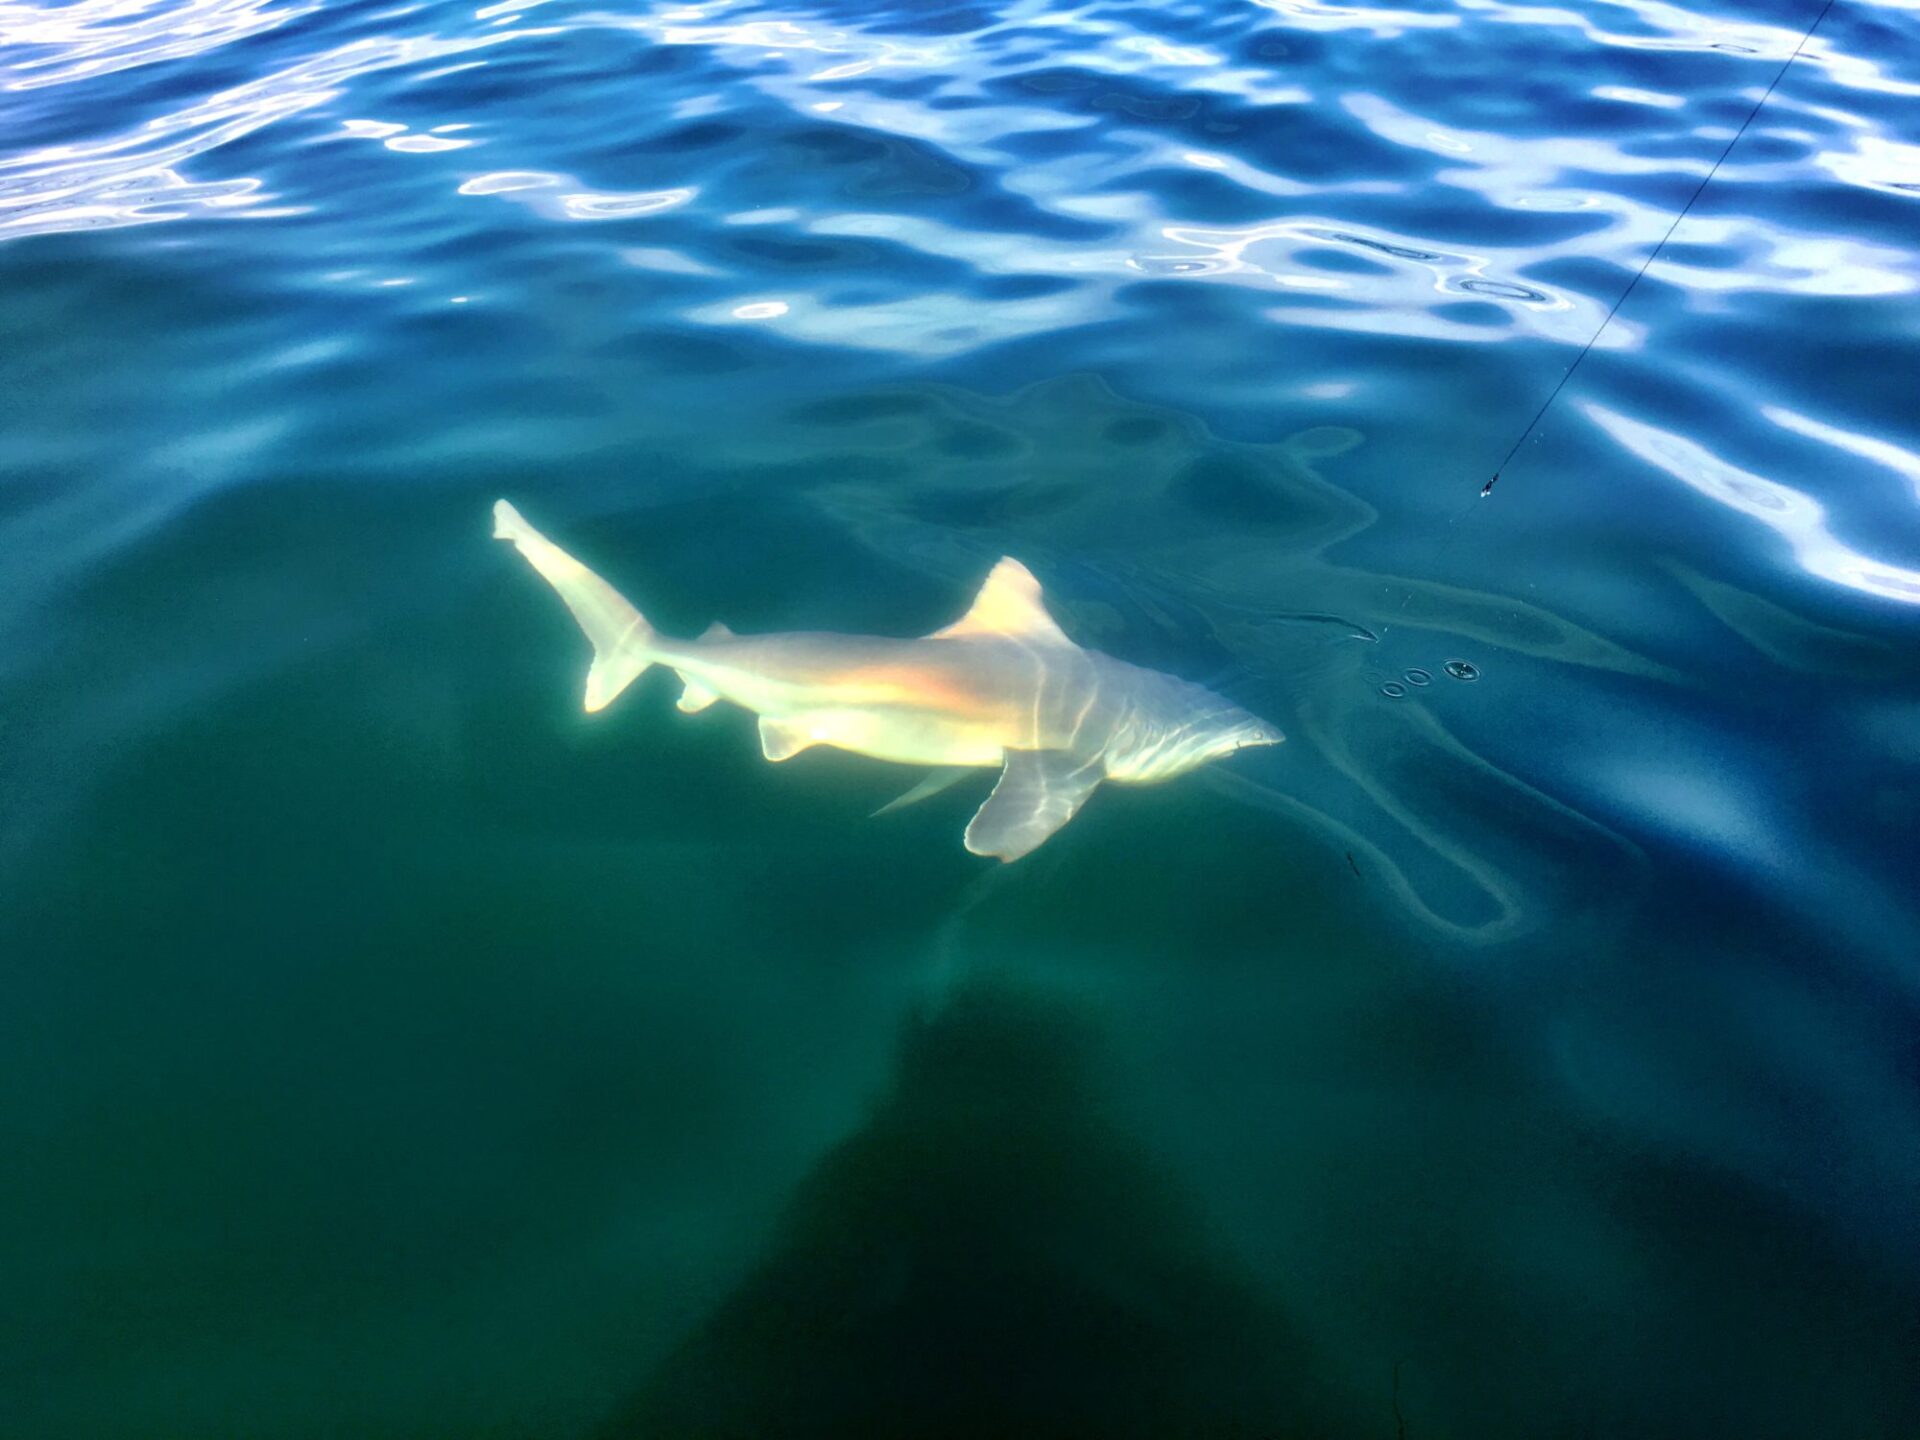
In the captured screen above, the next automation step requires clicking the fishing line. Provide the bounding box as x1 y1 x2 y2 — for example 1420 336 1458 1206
1477 0 1840 499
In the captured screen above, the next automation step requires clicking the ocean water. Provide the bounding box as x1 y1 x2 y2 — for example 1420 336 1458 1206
4 0 1919 1433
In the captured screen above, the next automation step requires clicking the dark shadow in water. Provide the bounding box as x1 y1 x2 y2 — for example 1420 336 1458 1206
600 975 1344 1440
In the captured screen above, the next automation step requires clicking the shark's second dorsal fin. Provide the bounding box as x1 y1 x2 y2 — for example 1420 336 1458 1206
699 621 735 642
931 558 1071 645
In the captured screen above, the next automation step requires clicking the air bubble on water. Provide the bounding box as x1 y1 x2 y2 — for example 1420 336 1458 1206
1404 668 1431 686
1444 660 1479 681
1380 681 1407 698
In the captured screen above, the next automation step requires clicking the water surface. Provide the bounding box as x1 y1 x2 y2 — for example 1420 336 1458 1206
4 0 1918 1434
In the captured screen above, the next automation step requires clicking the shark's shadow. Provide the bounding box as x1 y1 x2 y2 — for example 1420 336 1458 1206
599 974 1342 1439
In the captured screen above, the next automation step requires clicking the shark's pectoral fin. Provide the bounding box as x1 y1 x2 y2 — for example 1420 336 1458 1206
872 766 974 818
964 751 1103 862
675 672 719 713
759 716 815 762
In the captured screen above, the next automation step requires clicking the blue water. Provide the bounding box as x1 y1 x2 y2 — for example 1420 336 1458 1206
5 0 1919 1434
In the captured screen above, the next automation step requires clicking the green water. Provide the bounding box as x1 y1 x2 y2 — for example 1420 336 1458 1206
7 0 1920 1431
10 370 1915 1436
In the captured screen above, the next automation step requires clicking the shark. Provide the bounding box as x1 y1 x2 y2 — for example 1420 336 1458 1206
492 499 1282 861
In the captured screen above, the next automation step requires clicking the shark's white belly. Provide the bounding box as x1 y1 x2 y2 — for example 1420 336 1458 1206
688 653 1024 767
761 706 1008 767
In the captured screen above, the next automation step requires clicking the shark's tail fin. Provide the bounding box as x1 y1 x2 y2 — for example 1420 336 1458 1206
493 499 654 712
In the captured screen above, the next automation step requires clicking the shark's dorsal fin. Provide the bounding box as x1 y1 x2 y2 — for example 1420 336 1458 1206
931 558 1072 645
699 621 735 642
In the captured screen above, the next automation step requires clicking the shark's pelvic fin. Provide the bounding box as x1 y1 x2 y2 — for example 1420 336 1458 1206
931 557 1073 646
871 766 973 818
964 750 1104 862
675 674 719 713
494 499 654 713
759 716 815 762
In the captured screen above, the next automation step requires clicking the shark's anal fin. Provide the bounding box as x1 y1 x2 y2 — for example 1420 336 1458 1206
675 672 719 713
759 716 816 762
964 751 1104 862
931 557 1072 646
872 766 973 818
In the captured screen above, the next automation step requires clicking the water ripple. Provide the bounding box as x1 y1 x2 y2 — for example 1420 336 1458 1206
0 28 505 236
0 0 315 90
1587 402 1920 606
